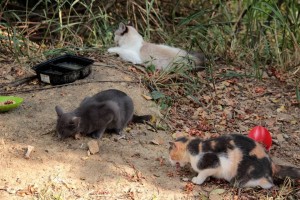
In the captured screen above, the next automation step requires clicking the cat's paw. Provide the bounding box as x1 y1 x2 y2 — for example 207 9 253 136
90 131 100 139
191 176 205 185
169 159 177 167
107 47 118 53
74 132 81 140
179 162 187 167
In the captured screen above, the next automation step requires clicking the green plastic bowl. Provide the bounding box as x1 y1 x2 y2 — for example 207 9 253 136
0 96 23 112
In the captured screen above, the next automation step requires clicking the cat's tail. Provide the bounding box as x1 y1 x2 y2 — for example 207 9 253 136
131 114 153 123
272 163 300 180
188 51 206 72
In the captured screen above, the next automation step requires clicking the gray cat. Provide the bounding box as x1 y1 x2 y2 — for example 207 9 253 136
55 89 152 139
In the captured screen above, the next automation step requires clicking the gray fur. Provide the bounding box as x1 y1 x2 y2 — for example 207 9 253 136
55 89 134 139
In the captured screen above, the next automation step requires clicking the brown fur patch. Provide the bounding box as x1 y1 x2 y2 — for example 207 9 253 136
259 177 271 187
271 163 278 176
198 143 203 153
227 148 243 178
229 140 235 146
169 141 188 161
247 165 255 174
249 143 267 159
210 141 217 150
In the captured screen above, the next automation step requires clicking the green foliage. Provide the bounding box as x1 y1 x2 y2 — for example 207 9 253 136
1 0 299 71
0 0 299 96
296 85 300 103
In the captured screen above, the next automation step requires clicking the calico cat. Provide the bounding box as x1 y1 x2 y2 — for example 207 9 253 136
169 134 300 188
108 22 205 70
55 89 152 139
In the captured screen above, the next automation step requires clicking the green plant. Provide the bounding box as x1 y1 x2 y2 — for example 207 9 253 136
296 85 300 103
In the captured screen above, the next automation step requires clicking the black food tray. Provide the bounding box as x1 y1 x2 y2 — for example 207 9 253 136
33 54 94 85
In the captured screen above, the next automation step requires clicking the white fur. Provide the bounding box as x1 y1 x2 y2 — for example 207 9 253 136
108 47 142 64
188 153 234 184
108 24 144 65
243 179 273 189
191 168 219 185
183 152 274 189
169 157 177 167
217 155 235 181
108 23 200 70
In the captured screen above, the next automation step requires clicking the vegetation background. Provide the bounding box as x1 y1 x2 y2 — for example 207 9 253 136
1 0 299 106
1 0 299 69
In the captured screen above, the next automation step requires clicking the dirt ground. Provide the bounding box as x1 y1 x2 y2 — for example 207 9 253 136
0 55 299 199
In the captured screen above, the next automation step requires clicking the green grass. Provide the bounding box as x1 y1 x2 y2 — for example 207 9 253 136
0 0 299 109
1 0 299 68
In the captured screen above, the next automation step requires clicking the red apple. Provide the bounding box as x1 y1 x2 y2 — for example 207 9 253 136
248 126 272 150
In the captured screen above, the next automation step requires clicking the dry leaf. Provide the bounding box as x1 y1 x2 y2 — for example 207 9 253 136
209 188 226 200
254 87 266 94
171 132 187 139
150 139 163 145
270 98 280 103
142 94 152 100
184 182 194 194
124 76 132 81
276 105 287 113
24 145 34 159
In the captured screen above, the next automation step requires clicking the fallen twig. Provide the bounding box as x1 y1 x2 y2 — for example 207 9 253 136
0 75 37 87
0 79 139 95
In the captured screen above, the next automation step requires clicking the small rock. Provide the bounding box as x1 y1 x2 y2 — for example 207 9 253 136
5 75 14 81
24 145 34 159
272 139 279 145
74 133 81 140
112 134 126 141
276 134 285 143
81 156 89 160
87 140 99 155
262 72 269 79
150 139 160 145
0 138 5 145
182 177 189 182
282 134 289 139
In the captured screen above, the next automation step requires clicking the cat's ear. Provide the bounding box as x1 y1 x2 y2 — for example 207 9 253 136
119 22 126 30
71 117 80 126
55 106 64 117
169 142 177 149
127 21 133 26
118 22 128 35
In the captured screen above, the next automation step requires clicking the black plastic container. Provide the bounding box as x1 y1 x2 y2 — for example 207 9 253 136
33 54 94 85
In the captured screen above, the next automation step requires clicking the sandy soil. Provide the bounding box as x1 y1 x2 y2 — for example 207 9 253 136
0 61 192 200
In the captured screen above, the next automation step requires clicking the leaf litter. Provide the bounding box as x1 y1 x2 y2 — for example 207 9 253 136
0 58 299 199
157 64 299 198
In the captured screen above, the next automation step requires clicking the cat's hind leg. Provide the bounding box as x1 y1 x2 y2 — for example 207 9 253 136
114 128 123 135
89 127 106 139
243 177 273 189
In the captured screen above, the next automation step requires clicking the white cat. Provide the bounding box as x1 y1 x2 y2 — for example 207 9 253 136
108 23 205 70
